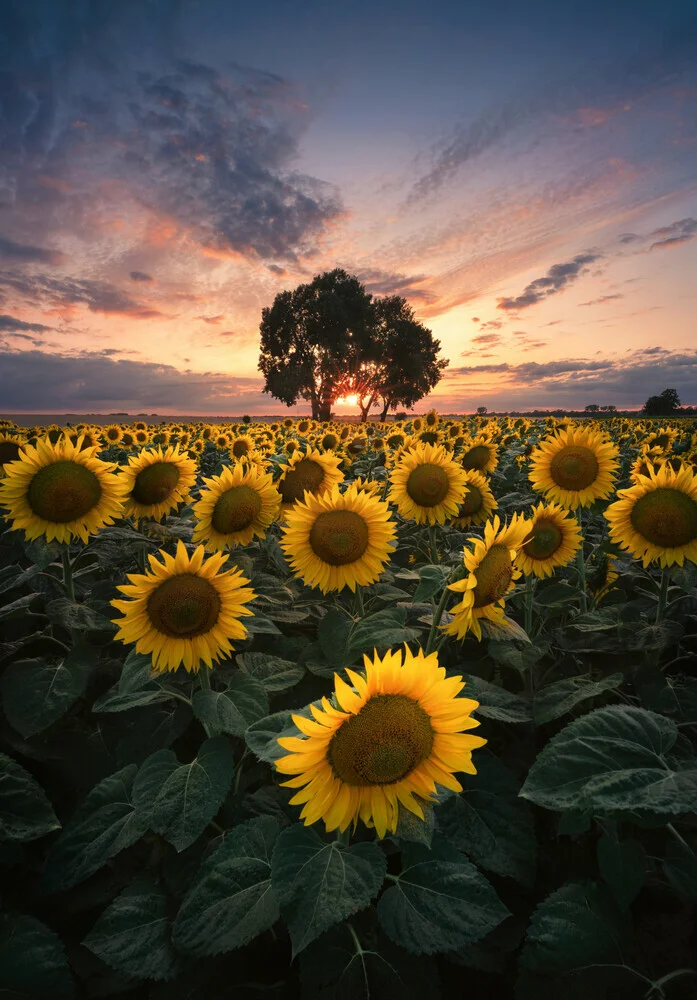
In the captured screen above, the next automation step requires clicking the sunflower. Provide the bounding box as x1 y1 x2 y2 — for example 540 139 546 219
280 483 396 593
277 448 344 509
445 514 530 641
460 436 499 474
587 553 621 604
275 645 487 839
282 417 295 429
192 463 281 551
350 476 382 498
389 442 468 525
103 424 123 445
604 464 697 568
134 429 151 446
0 434 26 470
424 408 439 428
528 425 620 509
0 434 128 544
229 434 255 460
449 469 498 528
514 502 582 578
119 445 198 523
646 426 678 453
111 540 257 673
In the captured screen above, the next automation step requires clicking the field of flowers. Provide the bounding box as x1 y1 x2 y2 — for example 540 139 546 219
0 410 696 999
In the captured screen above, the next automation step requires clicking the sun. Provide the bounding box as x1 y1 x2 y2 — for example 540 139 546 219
336 394 359 406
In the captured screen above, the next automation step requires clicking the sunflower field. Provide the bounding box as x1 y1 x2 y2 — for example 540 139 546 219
1 411 696 999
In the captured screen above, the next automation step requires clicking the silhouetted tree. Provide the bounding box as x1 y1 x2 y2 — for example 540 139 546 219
643 388 681 417
257 269 375 421
585 404 600 413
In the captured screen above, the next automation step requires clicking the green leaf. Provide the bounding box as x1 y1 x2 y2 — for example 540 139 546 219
245 706 315 764
377 837 510 955
132 737 235 851
394 798 435 847
192 674 268 738
271 823 387 956
237 651 304 693
43 765 147 892
0 648 93 738
412 565 447 603
347 607 419 660
519 880 631 976
0 913 74 998
92 687 175 712
0 753 60 842
299 923 441 1000
534 581 578 606
118 650 159 692
83 877 180 981
596 834 646 910
487 640 547 674
244 611 282 634
0 592 41 620
480 616 531 644
45 597 115 632
173 816 280 956
519 705 697 815
317 608 353 668
662 833 697 903
533 673 623 726
461 674 532 723
438 754 536 886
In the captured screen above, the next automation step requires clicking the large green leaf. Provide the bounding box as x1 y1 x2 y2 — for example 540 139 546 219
437 754 536 886
532 673 623 726
192 673 268 737
237 652 304 693
299 923 441 1000
412 565 447 603
173 816 280 956
0 753 60 842
132 737 235 851
83 877 180 981
662 833 697 903
0 913 74 998
596 833 646 910
519 705 697 815
43 765 147 892
245 705 315 764
0 648 93 738
461 674 532 723
519 880 631 976
376 837 510 955
347 607 420 660
271 823 386 956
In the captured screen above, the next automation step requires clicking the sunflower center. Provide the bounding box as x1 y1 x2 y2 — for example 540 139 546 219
231 439 251 458
653 434 670 450
322 434 338 450
0 441 21 465
462 445 490 470
472 544 513 607
279 459 325 503
630 488 697 548
211 485 262 534
146 574 221 638
458 485 483 516
549 446 599 491
419 431 440 445
327 694 434 785
132 461 181 506
523 519 563 559
406 463 450 507
309 510 369 565
27 461 102 523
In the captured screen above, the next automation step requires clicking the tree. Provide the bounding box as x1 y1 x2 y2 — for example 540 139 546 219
585 404 600 413
477 406 488 415
643 388 681 417
257 269 375 421
257 271 448 423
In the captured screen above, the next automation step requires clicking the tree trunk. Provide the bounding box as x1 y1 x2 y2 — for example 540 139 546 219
379 400 389 421
318 402 332 422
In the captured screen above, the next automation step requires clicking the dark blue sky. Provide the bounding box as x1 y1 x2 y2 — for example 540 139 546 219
1 0 696 413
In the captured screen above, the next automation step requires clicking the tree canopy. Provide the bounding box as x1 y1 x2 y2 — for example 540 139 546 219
257 269 448 421
643 388 681 417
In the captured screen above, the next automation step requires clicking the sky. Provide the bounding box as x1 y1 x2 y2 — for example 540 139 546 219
1 0 696 416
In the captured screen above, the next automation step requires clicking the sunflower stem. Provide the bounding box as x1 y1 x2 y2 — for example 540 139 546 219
576 511 587 613
197 668 216 738
524 574 535 637
61 547 75 603
353 586 365 619
335 827 350 845
425 581 451 655
655 571 669 625
428 524 439 564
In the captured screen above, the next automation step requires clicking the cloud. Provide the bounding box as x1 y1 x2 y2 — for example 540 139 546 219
0 271 165 319
0 237 66 266
470 333 502 346
0 314 53 333
267 264 287 276
579 293 623 306
442 349 697 409
196 314 225 325
352 267 438 302
129 271 153 282
0 348 274 413
496 252 602 312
